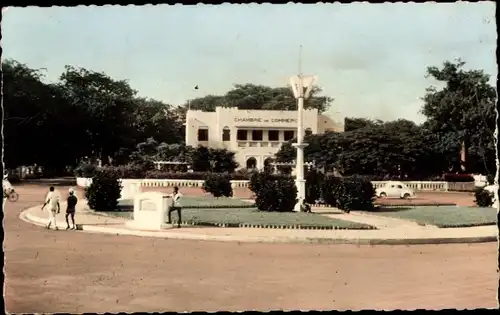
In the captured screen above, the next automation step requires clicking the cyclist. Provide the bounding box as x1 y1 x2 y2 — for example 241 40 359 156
3 174 13 198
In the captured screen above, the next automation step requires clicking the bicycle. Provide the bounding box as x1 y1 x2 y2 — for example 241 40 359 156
3 188 19 202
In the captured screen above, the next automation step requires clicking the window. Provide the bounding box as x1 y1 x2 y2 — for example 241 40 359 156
222 127 231 141
252 130 263 141
284 130 295 141
305 128 313 136
198 128 209 141
268 130 279 141
237 129 248 141
246 157 257 169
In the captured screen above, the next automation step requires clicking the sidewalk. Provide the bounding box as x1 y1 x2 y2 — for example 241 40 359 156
20 202 497 245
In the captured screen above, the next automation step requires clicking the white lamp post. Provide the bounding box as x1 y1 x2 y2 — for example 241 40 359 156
290 74 317 212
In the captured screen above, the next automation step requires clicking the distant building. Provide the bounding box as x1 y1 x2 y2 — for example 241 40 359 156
185 107 343 170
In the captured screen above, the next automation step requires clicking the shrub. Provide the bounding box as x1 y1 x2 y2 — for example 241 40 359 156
305 170 325 204
202 173 233 197
249 172 264 194
321 176 342 207
249 172 291 194
85 169 123 211
321 176 375 212
74 163 98 178
336 176 375 212
253 172 297 212
474 188 493 207
208 148 239 173
107 162 153 179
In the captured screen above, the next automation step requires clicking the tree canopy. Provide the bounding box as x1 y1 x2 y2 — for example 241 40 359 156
2 59 183 173
421 59 496 175
275 59 497 178
3 58 495 179
183 83 333 113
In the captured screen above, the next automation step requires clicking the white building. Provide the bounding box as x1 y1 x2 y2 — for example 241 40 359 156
185 107 343 170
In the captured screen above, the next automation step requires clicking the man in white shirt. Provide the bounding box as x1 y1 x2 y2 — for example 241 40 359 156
167 186 183 228
41 186 61 230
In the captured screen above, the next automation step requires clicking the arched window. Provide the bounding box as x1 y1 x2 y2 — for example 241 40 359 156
264 158 273 167
305 128 313 136
222 127 231 141
246 157 257 170
263 158 275 173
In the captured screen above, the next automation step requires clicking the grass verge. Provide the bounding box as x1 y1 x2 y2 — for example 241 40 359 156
367 206 497 228
102 200 376 230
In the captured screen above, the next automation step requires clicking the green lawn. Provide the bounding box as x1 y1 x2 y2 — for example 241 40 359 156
118 196 253 210
369 206 497 228
105 200 375 230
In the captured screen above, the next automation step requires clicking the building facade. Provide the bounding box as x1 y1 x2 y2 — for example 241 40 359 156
185 107 343 170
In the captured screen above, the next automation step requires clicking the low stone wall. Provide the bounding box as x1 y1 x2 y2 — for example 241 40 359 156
76 177 93 187
76 178 250 189
76 177 469 192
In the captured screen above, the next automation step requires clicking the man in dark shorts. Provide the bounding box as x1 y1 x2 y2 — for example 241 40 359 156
66 188 78 230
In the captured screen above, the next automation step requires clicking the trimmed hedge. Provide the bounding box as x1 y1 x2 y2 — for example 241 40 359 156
305 170 325 204
321 176 375 212
202 173 233 197
321 176 342 208
75 162 251 180
251 172 297 212
85 169 123 211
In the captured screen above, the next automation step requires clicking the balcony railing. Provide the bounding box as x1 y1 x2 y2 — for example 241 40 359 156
237 141 283 148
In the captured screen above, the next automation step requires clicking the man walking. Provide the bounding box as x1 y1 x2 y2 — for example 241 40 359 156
66 188 78 230
41 186 60 230
167 186 183 228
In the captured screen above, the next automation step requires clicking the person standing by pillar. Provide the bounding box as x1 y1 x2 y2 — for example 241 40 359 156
167 186 183 228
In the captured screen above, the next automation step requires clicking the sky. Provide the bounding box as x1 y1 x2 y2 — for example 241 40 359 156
2 2 497 124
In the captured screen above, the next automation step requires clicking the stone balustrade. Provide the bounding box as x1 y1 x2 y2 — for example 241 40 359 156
76 177 472 192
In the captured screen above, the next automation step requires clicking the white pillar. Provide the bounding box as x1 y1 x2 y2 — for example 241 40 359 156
289 74 317 212
293 83 308 212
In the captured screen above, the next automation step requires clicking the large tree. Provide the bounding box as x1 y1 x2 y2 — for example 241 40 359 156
4 60 187 171
2 60 83 173
421 59 496 175
275 119 439 178
58 66 139 165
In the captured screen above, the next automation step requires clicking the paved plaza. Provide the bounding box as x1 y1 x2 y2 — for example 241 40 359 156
4 184 499 312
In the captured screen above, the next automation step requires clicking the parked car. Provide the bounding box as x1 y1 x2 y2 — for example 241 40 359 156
375 181 415 199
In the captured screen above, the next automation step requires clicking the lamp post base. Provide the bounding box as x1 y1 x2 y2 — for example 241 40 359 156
293 179 307 212
292 143 308 212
